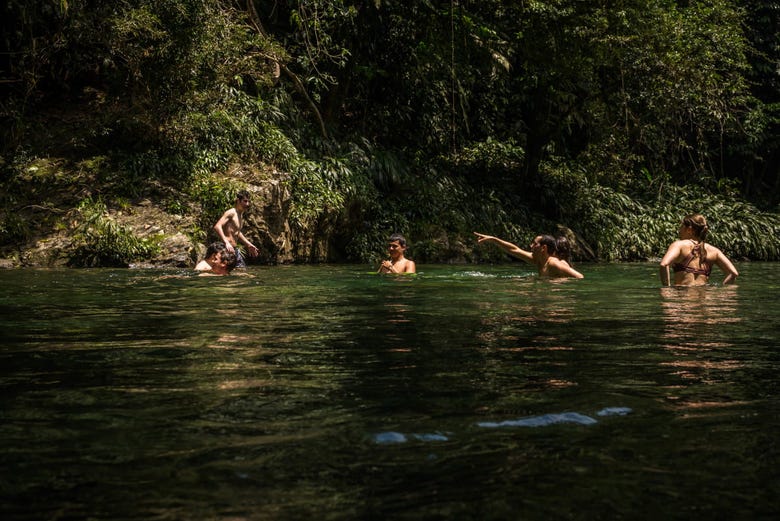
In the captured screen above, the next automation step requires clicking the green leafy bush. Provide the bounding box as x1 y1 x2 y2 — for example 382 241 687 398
69 197 159 267
565 182 780 261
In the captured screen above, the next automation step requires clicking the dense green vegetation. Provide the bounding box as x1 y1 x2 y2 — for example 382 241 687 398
1 0 779 265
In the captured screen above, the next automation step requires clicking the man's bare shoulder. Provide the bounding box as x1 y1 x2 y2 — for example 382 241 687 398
548 257 582 278
194 260 212 271
547 257 567 271
399 259 416 273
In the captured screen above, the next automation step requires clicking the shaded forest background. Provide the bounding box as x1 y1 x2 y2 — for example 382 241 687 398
1 0 779 266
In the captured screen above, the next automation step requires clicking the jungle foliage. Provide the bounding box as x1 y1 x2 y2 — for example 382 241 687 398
69 197 161 267
1 0 778 263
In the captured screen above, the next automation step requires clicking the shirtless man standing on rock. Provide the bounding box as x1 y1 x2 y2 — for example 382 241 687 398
213 190 260 268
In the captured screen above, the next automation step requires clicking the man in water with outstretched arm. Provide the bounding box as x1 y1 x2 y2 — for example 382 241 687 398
213 190 260 268
474 232 584 279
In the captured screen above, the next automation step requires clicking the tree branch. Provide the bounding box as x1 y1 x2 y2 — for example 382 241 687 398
244 0 328 139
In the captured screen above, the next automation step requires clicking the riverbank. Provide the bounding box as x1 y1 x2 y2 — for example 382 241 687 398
0 155 305 268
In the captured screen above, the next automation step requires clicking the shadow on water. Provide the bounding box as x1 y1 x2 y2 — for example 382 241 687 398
0 264 779 519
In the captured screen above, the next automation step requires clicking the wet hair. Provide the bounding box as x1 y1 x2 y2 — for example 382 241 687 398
236 190 250 201
554 236 572 262
205 241 227 258
682 213 709 263
388 233 408 247
538 235 557 254
221 250 238 271
682 213 709 241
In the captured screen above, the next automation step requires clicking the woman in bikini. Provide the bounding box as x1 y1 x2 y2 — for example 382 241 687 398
659 214 739 286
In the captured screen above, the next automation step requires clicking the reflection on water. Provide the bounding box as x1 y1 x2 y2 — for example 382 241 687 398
660 285 741 346
1 264 779 520
658 285 751 413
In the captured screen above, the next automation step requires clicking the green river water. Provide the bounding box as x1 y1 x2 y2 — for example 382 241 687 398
1 263 778 520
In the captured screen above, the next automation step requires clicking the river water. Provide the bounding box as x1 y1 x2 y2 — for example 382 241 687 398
1 263 778 519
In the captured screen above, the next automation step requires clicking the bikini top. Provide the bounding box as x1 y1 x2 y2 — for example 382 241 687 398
672 242 712 277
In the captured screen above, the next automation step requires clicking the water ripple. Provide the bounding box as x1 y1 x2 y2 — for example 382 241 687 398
373 408 633 443
373 431 451 444
477 412 598 428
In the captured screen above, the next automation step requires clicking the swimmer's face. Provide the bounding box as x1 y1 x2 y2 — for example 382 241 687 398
530 236 550 257
387 240 405 259
210 252 229 274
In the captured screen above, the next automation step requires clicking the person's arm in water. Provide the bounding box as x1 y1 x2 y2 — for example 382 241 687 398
659 265 671 286
473 232 533 263
659 241 682 286
713 246 739 285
